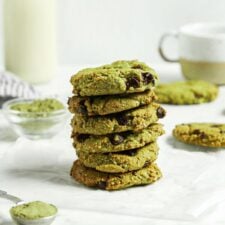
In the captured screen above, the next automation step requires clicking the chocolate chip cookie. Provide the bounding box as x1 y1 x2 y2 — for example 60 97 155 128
68 90 157 116
73 123 164 153
155 80 218 105
173 123 225 147
70 160 162 190
70 60 158 96
77 142 158 173
71 103 166 135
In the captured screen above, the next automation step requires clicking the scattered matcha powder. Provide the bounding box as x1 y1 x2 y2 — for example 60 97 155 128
11 98 64 114
10 201 58 220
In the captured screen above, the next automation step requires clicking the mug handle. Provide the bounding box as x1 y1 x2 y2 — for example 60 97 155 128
158 31 179 62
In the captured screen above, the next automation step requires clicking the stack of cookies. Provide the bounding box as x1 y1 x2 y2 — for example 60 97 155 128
68 60 166 191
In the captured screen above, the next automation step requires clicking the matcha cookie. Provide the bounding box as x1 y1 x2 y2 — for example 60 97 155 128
71 103 166 135
173 123 225 147
70 60 158 96
155 80 218 105
73 123 164 153
68 90 157 116
77 142 158 173
70 160 162 190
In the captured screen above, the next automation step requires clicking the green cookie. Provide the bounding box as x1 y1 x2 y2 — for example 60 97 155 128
68 90 157 116
70 160 162 191
70 60 158 96
77 142 158 173
71 103 166 135
173 123 225 147
155 80 218 105
73 123 164 153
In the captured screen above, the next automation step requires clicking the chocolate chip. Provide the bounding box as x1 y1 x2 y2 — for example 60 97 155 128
192 129 201 135
142 72 154 85
156 107 165 118
200 132 207 139
126 77 140 89
77 100 87 115
132 65 142 69
77 105 87 114
109 134 124 145
98 181 107 189
117 115 130 125
76 134 90 142
192 130 207 138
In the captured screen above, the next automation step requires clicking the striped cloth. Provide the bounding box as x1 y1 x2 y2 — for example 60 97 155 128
0 71 39 99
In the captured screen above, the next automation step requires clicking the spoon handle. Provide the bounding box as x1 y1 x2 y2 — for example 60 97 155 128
0 190 23 204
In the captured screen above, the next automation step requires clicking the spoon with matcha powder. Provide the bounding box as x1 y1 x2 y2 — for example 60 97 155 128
0 190 57 225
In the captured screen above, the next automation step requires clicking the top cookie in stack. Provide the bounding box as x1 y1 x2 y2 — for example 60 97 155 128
70 60 158 97
69 60 166 191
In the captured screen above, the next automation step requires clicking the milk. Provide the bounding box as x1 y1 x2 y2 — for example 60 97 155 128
3 0 57 83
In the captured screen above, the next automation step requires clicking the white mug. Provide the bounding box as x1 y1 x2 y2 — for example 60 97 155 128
159 23 225 84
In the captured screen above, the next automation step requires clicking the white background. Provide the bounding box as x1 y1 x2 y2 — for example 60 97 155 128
1 0 225 66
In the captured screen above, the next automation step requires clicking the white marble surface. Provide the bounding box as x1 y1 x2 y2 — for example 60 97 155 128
0 64 225 225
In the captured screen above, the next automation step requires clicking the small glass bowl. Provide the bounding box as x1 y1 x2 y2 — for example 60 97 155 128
2 98 69 140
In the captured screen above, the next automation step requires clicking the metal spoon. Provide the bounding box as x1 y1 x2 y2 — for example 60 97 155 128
0 190 57 225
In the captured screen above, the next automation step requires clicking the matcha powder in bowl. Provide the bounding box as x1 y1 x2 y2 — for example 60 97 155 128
10 201 58 220
3 98 68 139
10 99 65 115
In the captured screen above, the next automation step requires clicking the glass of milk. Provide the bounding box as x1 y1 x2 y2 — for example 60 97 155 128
3 0 57 84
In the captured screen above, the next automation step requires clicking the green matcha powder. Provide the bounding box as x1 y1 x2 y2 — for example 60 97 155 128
10 98 65 133
10 201 57 220
11 98 64 115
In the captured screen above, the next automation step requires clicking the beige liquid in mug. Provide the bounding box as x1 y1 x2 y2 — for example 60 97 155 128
180 58 225 84
4 0 57 84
